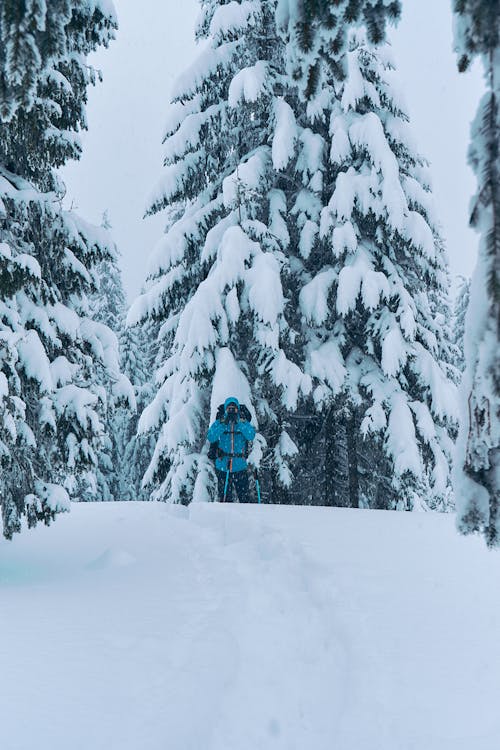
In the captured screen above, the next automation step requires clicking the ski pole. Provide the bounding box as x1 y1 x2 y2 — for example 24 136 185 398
223 469 230 503
254 469 261 504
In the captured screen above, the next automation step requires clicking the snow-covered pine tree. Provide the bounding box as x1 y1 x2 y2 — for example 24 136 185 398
293 30 457 510
452 276 471 374
129 0 312 504
0 1 119 537
118 320 157 502
275 0 401 98
452 0 500 545
90 221 136 502
92 213 126 334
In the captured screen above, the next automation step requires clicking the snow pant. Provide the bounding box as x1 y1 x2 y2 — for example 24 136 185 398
215 468 251 503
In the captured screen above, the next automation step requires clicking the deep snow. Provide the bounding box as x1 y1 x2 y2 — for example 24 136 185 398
1 502 499 750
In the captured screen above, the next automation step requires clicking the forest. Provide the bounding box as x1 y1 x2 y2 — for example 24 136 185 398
0 0 498 544
1 3 499 749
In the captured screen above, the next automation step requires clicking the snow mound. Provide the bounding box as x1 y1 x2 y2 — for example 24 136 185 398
1 502 499 750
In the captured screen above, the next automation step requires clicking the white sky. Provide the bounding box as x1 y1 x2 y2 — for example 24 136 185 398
60 0 484 302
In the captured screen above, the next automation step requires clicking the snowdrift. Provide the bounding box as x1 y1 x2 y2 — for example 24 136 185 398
1 502 499 750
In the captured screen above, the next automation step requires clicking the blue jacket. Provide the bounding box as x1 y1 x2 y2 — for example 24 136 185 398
207 418 256 473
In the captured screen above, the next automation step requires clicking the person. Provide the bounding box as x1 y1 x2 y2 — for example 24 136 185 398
207 396 256 503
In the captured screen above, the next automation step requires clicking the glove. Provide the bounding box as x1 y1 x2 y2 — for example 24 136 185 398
239 404 251 422
216 404 225 421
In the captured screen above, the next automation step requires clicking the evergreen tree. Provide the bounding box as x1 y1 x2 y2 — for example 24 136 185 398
452 0 500 545
90 223 136 502
130 0 312 504
0 2 118 538
276 0 401 98
132 2 457 510
289 30 457 510
452 276 471 374
118 320 157 502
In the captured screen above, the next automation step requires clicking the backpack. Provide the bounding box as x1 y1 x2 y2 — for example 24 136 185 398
208 402 252 462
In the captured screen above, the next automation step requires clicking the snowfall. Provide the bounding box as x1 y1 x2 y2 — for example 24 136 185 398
1 502 499 750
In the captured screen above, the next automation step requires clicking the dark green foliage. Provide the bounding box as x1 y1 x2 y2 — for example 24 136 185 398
282 0 401 98
469 90 500 313
453 0 500 543
0 1 117 538
452 277 470 373
453 0 500 71
0 1 116 188
286 30 456 511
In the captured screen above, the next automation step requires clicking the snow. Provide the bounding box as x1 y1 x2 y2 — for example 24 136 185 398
411 343 459 421
171 41 241 100
298 218 317 259
217 225 255 288
127 265 186 327
149 152 203 207
381 325 408 377
225 286 241 325
270 350 311 411
53 385 99 429
211 347 254 422
296 128 325 180
292 187 322 225
1 502 499 750
328 167 357 223
63 247 92 284
0 371 8 398
50 356 77 387
112 373 136 410
228 60 269 107
86 0 117 24
454 216 499 532
201 210 238 264
348 112 408 231
329 117 352 165
299 268 336 325
163 97 201 140
332 221 357 257
210 1 260 43
342 46 380 112
272 98 297 171
336 249 371 316
48 302 80 340
222 148 269 209
14 252 41 279
246 251 285 325
307 340 347 394
81 319 122 378
16 329 53 393
403 211 436 260
163 104 224 163
35 482 71 513
386 391 422 477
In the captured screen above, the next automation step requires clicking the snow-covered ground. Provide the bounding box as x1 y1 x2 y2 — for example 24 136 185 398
1 502 499 750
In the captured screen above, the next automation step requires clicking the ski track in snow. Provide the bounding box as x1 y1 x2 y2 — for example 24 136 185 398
1 502 500 750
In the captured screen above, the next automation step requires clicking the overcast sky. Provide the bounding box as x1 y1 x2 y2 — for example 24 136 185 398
60 0 484 302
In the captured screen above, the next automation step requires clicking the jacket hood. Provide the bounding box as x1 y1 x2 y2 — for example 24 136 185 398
224 397 240 412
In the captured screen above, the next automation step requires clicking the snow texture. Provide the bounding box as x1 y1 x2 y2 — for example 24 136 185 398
1 502 499 750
